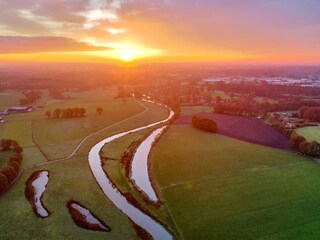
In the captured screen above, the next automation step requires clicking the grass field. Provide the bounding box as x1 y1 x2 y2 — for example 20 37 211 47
296 126 320 142
180 106 212 117
0 90 24 111
1 89 153 159
0 156 136 240
175 112 291 150
3 121 34 148
212 90 230 100
0 89 175 240
152 125 320 240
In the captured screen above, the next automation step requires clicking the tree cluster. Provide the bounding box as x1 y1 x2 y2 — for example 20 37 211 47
0 139 23 194
45 107 86 119
214 102 261 117
299 107 320 122
96 107 103 115
289 131 320 157
214 97 320 118
299 141 320 157
215 81 320 98
49 89 66 99
116 85 130 98
192 116 217 133
289 131 306 149
20 90 41 105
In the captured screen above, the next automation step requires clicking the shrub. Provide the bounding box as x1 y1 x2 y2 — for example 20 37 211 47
9 161 20 171
0 139 23 195
0 173 9 193
299 141 320 157
289 131 306 149
9 155 22 164
1 166 18 183
192 115 217 133
13 145 23 154
14 153 23 163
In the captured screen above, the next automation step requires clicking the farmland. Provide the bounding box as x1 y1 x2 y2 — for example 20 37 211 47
0 89 176 239
152 125 320 240
1 84 320 240
175 112 291 150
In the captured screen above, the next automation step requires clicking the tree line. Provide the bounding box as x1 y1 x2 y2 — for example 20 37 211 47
289 131 320 157
299 107 320 122
192 116 218 133
215 81 320 98
20 90 41 105
0 139 23 195
214 98 320 118
45 107 86 119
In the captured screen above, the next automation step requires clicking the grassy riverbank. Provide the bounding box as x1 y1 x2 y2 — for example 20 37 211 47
101 127 180 238
152 125 320 240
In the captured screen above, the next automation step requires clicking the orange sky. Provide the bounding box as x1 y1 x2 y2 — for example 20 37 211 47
0 0 320 64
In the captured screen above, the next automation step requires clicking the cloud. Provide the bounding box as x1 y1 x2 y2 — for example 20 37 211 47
106 28 126 34
0 36 107 53
0 0 320 62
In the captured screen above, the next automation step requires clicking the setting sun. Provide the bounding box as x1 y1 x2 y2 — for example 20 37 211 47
84 43 163 62
117 49 138 62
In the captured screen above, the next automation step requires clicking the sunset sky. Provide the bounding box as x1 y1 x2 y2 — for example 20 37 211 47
0 0 320 64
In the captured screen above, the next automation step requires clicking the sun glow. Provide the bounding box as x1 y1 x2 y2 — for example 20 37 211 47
114 48 153 62
88 43 163 62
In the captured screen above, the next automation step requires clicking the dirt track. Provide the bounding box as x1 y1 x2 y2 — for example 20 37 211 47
175 112 293 150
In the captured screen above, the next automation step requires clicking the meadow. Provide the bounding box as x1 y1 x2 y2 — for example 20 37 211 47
296 126 320 142
0 89 176 239
0 89 146 159
2 88 319 240
175 112 291 150
180 106 212 117
0 91 24 111
152 125 320 240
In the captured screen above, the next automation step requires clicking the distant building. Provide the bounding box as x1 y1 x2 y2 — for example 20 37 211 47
0 111 9 115
6 106 33 113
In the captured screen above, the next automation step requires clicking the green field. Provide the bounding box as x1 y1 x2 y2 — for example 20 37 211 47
152 125 320 240
4 88 319 240
1 89 151 159
296 126 320 143
0 91 24 111
212 90 230 100
0 89 175 240
180 106 212 117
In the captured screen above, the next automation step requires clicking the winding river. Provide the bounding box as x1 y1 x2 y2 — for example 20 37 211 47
88 101 174 240
131 126 167 202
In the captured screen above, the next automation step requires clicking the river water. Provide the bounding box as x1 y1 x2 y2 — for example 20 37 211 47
131 126 167 202
88 103 174 240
